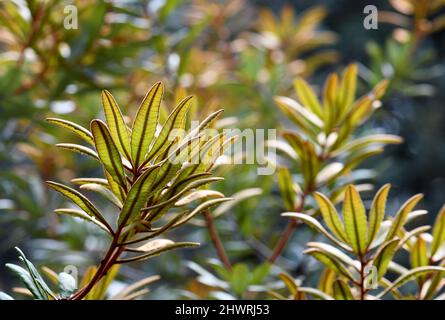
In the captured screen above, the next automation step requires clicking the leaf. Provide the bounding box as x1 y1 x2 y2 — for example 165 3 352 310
333 279 354 300
307 242 359 271
5 264 45 300
46 181 107 226
212 188 262 219
111 275 160 300
314 192 348 243
431 204 445 256
304 248 355 282
298 287 334 300
47 118 94 145
71 178 109 186
279 273 298 295
131 82 164 167
377 266 445 298
54 208 111 234
146 96 193 161
118 166 161 228
230 264 250 296
373 238 399 280
58 272 76 298
367 184 391 248
101 90 132 160
385 194 423 241
119 241 199 263
334 135 402 156
80 183 122 208
56 143 99 160
91 120 127 188
337 64 357 113
275 96 323 128
343 185 367 255
294 78 323 117
175 190 224 206
282 212 352 251
0 292 14 300
251 263 271 285
411 235 429 269
277 167 295 211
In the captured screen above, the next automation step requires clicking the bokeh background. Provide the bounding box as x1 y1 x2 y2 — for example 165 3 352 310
1 0 444 299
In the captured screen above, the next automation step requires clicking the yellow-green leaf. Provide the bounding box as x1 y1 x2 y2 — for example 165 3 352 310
337 64 357 113
314 192 348 243
343 185 367 255
118 165 161 228
46 181 107 226
304 248 355 282
373 238 399 280
367 184 391 247
101 90 131 160
277 167 295 211
56 143 98 160
54 208 110 234
46 118 94 145
294 78 323 117
385 193 423 241
431 204 445 256
333 279 353 300
146 96 193 161
91 120 127 188
131 82 164 167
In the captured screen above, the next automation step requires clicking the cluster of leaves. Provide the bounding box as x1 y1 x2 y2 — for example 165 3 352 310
278 185 445 300
1 82 234 299
364 0 445 97
270 64 401 214
0 247 159 300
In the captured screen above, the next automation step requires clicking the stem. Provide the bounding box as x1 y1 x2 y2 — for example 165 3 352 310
203 210 232 271
268 195 306 263
359 254 367 300
69 237 124 300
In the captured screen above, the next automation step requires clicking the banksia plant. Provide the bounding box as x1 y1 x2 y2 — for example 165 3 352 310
268 64 402 262
281 184 445 300
1 82 232 300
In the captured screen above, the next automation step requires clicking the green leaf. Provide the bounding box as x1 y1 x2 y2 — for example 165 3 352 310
277 167 295 211
282 212 352 251
333 279 354 300
131 82 164 167
146 96 193 161
378 266 445 298
373 238 399 279
118 165 161 228
120 240 199 263
307 242 359 271
294 78 323 117
343 185 367 255
337 64 357 113
431 204 445 257
367 184 391 247
46 181 107 226
80 183 122 208
314 192 348 243
251 263 271 285
385 193 423 241
47 118 94 145
304 248 355 282
230 264 250 296
56 143 99 160
101 90 132 160
91 120 127 188
54 208 111 233
71 178 109 186
5 263 46 300
411 235 429 269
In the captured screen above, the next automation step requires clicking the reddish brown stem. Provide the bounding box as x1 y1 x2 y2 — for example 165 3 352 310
268 219 297 263
203 210 232 271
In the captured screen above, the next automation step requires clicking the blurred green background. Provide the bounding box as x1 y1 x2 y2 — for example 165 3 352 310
1 0 444 299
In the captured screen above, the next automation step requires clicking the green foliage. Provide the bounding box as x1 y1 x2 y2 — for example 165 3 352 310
281 185 445 300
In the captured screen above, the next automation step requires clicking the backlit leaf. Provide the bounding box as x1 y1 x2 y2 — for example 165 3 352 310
343 185 367 254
